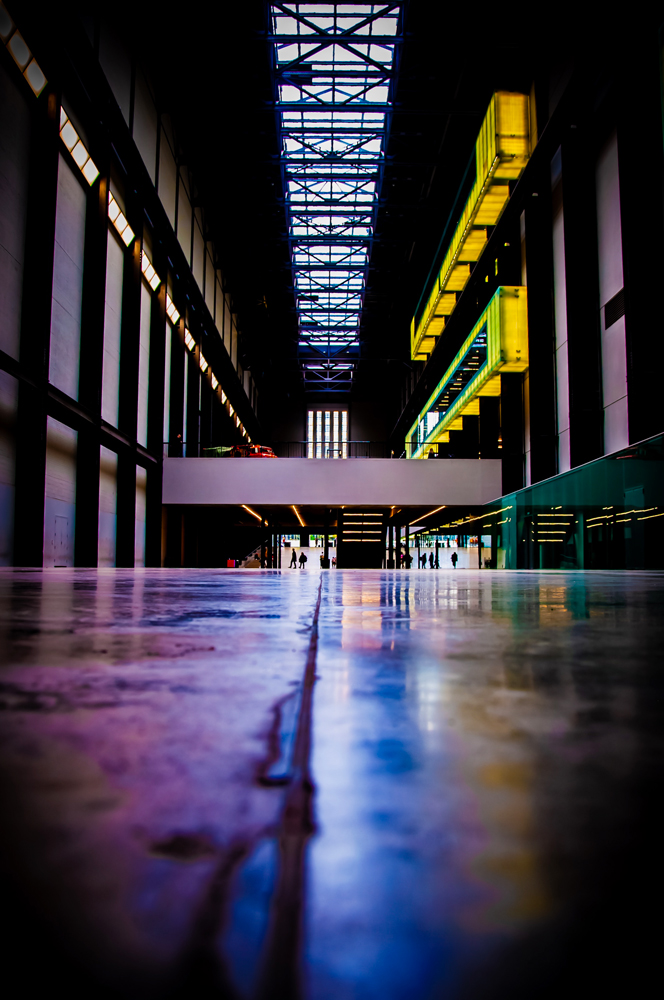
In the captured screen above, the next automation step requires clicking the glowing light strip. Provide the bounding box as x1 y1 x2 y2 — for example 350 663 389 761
292 506 305 528
410 505 447 526
60 108 99 186
166 294 180 324
242 505 262 522
107 191 134 246
141 250 161 292
0 5 47 96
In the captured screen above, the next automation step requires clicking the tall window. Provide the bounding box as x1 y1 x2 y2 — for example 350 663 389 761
307 409 348 458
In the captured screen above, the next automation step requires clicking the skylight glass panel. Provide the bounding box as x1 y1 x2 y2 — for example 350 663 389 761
270 2 403 391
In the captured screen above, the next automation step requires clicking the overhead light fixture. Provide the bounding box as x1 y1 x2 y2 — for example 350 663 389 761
292 505 305 528
141 250 161 292
184 329 195 352
0 7 47 97
199 353 208 373
59 108 99 186
211 373 219 390
107 191 134 246
165 294 180 325
410 505 447 526
242 504 262 522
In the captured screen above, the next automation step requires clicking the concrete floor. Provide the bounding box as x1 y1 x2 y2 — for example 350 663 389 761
0 568 662 999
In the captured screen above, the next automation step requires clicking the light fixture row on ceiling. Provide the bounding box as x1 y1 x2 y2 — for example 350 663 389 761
7 1 249 447
60 109 100 187
0 2 47 96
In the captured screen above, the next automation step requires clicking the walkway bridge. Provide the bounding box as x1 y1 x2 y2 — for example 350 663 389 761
162 457 502 507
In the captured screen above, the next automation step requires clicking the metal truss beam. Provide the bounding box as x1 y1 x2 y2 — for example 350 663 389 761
270 1 404 392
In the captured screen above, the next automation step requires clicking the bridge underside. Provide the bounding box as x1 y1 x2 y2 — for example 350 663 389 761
161 502 491 570
162 457 502 507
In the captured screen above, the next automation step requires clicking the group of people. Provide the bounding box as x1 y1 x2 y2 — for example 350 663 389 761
407 550 459 569
288 546 459 569
288 548 337 569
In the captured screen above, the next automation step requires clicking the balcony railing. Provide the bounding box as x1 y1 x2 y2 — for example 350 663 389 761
273 441 394 459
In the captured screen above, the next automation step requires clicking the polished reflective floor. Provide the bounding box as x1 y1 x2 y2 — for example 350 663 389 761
1 568 662 999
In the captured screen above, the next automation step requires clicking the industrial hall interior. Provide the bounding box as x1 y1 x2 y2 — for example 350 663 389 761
0 1 663 998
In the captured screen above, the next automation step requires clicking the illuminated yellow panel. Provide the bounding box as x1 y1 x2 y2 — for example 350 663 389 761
411 92 531 360
477 375 502 396
429 316 446 336
494 93 531 177
447 418 463 431
446 264 471 291
407 286 528 458
436 293 457 314
460 398 480 416
413 334 437 360
474 185 510 225
457 228 487 261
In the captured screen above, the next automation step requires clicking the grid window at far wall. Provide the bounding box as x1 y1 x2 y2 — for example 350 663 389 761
307 409 348 458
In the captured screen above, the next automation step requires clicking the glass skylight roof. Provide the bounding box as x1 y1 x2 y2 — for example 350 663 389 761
269 2 404 391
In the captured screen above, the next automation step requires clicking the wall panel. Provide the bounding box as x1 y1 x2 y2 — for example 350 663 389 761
596 133 628 453
158 133 177 228
177 174 192 262
98 445 117 567
49 156 86 401
137 283 151 447
0 370 17 565
133 69 157 183
102 230 124 425
135 465 147 566
99 20 131 124
192 212 204 291
43 417 77 567
0 64 30 361
551 149 570 472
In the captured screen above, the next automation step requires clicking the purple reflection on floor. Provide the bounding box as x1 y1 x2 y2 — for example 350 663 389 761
0 568 663 999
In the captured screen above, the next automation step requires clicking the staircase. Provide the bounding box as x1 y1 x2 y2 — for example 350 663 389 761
240 544 262 568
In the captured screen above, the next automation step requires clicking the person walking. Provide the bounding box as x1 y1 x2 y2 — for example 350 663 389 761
429 551 434 569
299 551 307 569
451 551 458 569
290 548 297 568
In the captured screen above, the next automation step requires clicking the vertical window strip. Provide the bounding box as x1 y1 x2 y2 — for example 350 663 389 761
307 410 314 459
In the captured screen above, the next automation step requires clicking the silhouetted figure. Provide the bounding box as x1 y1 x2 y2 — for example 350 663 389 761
299 551 307 569
290 549 297 568
451 551 458 568
420 553 426 568
429 552 434 569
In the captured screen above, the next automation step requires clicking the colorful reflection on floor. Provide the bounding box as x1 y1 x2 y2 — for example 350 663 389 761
0 568 662 999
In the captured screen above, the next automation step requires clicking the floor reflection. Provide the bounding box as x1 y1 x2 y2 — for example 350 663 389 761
0 568 662 999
